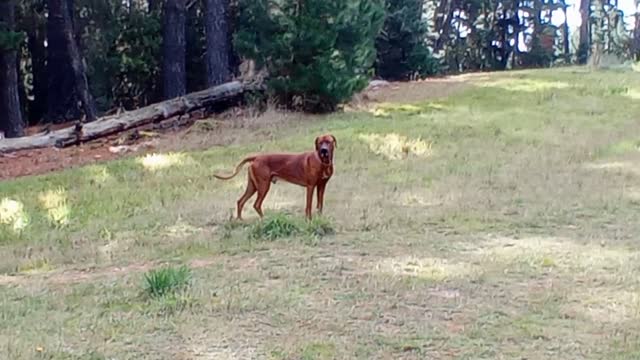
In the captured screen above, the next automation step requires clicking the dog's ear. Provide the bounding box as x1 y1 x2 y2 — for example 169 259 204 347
330 135 337 148
315 136 321 150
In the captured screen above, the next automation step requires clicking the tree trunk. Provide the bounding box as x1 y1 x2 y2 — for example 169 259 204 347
46 0 78 123
590 0 604 68
148 0 161 12
26 3 48 124
163 0 187 100
635 0 640 59
204 0 231 87
60 0 97 122
434 0 453 54
46 0 96 123
0 81 251 152
556 0 571 62
578 0 591 63
0 0 24 138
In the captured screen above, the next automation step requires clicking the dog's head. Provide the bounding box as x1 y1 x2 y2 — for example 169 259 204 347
315 134 337 165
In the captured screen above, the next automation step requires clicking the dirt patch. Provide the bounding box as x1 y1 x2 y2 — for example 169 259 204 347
0 257 221 287
0 75 474 182
362 77 471 104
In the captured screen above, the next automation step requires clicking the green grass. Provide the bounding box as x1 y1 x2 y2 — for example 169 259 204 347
2 66 640 359
249 213 335 241
143 265 192 299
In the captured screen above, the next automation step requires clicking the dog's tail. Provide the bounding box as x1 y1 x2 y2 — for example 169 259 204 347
212 156 256 180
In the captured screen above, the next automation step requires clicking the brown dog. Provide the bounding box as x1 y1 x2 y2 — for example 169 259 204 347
213 134 337 220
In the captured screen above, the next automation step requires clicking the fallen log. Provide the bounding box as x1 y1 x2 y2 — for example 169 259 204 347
0 81 250 153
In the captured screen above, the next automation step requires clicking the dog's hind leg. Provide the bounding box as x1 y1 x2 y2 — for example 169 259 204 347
253 180 271 219
236 171 257 220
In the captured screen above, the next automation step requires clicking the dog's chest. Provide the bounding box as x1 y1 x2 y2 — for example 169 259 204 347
321 166 333 180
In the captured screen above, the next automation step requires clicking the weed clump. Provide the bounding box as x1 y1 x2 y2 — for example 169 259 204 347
249 213 335 241
143 265 192 299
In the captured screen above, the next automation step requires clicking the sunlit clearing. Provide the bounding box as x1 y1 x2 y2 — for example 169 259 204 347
474 236 638 272
377 256 480 282
359 133 433 160
627 187 640 203
38 188 70 227
624 88 640 100
565 288 640 324
19 258 52 274
478 78 570 92
88 165 111 183
397 191 438 207
584 161 640 176
370 102 446 117
0 198 29 232
165 219 202 238
138 152 188 171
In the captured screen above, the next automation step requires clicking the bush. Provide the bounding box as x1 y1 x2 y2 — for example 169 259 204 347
143 265 192 299
249 213 335 241
234 0 385 113
250 213 301 240
375 0 439 80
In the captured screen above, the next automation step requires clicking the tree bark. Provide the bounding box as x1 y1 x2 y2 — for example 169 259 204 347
148 0 161 12
26 2 47 124
434 0 454 54
204 0 231 87
578 0 591 63
163 0 187 100
59 0 97 122
0 0 25 138
634 0 640 59
46 0 96 123
46 0 77 123
590 0 604 68
561 0 571 62
0 81 253 152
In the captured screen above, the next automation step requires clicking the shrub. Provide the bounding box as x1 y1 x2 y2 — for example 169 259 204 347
250 213 301 240
234 0 385 113
306 216 336 238
143 265 192 299
375 0 439 80
249 213 336 240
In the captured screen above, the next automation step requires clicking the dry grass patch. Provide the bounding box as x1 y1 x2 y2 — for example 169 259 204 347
472 236 640 274
38 188 70 227
584 161 640 176
564 288 640 324
376 256 482 282
475 77 571 92
0 198 29 233
137 152 192 172
359 133 433 160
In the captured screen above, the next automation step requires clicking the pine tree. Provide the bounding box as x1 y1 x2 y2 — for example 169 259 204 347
162 0 187 99
375 0 439 80
0 0 25 138
235 0 385 113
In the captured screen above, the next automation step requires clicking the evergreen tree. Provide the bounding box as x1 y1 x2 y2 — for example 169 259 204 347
375 0 439 80
234 0 385 113
0 0 25 138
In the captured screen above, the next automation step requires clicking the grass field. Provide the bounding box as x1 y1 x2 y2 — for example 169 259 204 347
1 67 640 359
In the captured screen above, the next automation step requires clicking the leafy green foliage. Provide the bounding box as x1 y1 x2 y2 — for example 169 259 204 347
234 0 385 113
250 213 301 240
0 30 24 51
143 265 192 299
81 1 162 111
249 213 335 241
375 0 439 80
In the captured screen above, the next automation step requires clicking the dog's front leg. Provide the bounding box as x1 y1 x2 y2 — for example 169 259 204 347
305 185 315 220
316 182 326 214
